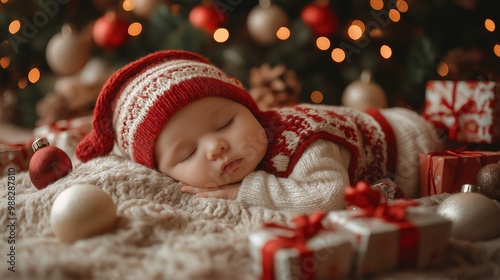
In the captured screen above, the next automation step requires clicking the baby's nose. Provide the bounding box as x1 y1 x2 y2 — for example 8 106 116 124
206 139 228 160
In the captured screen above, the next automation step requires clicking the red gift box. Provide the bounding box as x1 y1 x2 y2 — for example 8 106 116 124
423 80 500 143
0 140 35 176
249 212 355 280
419 149 500 196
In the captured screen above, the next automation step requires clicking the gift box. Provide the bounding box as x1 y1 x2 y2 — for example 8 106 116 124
33 116 93 164
0 140 35 176
419 149 500 196
326 181 452 277
423 80 500 143
249 212 355 280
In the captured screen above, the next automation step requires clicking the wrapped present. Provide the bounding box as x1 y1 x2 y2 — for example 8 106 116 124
419 148 500 196
326 181 451 277
33 116 92 164
423 80 500 143
0 140 35 176
249 212 355 280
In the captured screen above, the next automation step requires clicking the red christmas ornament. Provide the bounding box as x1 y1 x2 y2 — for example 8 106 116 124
300 3 338 37
92 11 129 49
29 138 73 190
188 4 227 33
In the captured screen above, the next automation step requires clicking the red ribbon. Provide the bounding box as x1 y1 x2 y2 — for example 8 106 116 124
0 140 34 159
427 147 486 195
345 181 420 268
261 212 327 280
425 82 485 141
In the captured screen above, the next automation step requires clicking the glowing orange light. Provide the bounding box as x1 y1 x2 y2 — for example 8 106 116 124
396 0 408 13
9 20 20 34
0 57 10 68
18 77 28 89
485 19 495 32
436 62 449 77
123 0 134 11
28 68 40 83
493 44 500 57
276 27 290 40
348 25 363 40
331 48 346 62
370 0 384 10
316 37 330 50
389 9 400 22
310 91 324 103
213 28 229 43
128 22 142 36
380 45 392 59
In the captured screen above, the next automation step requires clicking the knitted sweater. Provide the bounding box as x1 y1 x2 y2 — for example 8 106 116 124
237 106 440 213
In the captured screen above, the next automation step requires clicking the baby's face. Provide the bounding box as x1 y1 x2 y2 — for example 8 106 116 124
155 97 268 188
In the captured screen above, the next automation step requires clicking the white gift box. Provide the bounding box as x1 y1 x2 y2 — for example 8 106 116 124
33 116 93 164
326 206 451 277
249 215 355 280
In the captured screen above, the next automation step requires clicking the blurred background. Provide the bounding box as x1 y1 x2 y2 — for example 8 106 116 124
1 0 499 129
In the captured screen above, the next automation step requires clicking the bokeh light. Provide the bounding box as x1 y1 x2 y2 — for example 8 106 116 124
9 20 20 34
128 22 142 36
370 0 384 10
214 28 229 43
316 37 330 50
380 45 392 59
331 48 346 62
348 25 363 40
276 27 290 40
437 61 449 76
310 90 324 103
396 0 409 13
485 19 495 32
389 9 401 22
28 68 40 83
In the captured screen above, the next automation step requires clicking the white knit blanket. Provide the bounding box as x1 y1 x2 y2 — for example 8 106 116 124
1 155 499 280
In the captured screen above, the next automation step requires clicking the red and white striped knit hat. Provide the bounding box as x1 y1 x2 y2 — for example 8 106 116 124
76 50 261 168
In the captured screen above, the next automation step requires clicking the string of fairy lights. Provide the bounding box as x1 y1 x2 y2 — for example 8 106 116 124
1 0 499 95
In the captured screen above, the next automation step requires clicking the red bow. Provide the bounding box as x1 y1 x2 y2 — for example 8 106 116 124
261 212 327 280
345 181 418 222
344 180 420 268
439 88 477 140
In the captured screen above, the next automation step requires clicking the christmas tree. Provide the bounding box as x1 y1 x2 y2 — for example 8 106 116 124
1 0 499 128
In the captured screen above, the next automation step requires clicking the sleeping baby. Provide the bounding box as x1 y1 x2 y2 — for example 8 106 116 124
76 50 443 213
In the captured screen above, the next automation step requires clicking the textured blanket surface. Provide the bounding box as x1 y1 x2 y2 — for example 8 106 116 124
1 155 500 280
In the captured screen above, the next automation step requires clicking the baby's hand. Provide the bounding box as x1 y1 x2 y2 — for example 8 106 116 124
179 182 241 200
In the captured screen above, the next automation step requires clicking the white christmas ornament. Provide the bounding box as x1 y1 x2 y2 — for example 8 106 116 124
50 184 117 243
132 0 159 18
341 70 388 110
247 1 289 45
46 24 92 76
436 192 500 242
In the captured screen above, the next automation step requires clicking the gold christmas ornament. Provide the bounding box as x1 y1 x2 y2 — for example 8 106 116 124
476 163 500 201
341 70 388 110
248 63 301 110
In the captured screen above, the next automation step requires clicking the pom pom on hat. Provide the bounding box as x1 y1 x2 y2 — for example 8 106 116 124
76 50 261 168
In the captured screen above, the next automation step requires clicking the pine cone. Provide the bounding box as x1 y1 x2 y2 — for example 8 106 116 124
248 63 301 110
